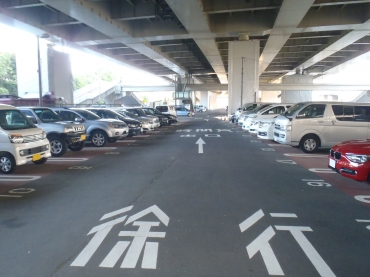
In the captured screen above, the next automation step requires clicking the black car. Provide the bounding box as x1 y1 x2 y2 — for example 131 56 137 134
86 108 142 137
142 107 175 125
143 107 178 125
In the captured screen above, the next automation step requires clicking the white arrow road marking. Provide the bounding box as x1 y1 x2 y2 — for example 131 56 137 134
196 138 206 154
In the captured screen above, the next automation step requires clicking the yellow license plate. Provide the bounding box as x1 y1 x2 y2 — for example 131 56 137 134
81 134 86 140
32 153 41 161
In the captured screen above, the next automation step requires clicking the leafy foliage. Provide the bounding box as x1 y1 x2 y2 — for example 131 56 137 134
72 69 116 90
0 52 17 95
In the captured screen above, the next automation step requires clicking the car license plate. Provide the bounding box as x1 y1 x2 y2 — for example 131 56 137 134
32 153 41 161
329 158 336 168
81 134 86 140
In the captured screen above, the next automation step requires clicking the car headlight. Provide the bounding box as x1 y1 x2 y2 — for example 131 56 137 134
64 127 74 133
41 131 46 139
280 125 292 131
346 154 370 164
261 122 272 127
8 134 24 143
128 124 136 128
108 123 122 128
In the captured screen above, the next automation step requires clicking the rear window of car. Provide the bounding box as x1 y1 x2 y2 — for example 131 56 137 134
156 106 168 112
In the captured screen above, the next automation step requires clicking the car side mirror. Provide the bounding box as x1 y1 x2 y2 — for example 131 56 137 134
75 117 84 122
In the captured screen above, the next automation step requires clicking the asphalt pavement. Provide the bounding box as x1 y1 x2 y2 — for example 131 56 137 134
0 109 370 277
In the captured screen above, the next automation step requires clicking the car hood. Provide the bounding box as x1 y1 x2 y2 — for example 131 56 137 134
95 118 124 124
332 140 370 154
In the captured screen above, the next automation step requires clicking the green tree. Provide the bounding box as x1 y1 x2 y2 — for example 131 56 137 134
0 52 17 95
72 68 116 90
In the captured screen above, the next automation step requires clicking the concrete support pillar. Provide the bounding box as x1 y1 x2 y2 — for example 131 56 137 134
228 40 259 113
200 91 208 107
16 40 74 104
281 74 313 103
48 47 74 104
16 36 49 98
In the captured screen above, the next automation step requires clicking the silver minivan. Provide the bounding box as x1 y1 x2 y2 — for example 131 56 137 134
273 102 370 153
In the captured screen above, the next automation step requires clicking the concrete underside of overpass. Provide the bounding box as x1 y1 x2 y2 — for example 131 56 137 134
1 0 370 109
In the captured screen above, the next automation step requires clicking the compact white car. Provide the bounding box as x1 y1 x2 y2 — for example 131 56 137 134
257 117 277 140
0 104 51 173
242 104 292 132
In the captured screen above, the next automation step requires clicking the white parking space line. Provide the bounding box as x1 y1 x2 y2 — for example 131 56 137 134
0 175 41 182
48 158 88 162
309 168 336 173
270 213 297 218
284 153 327 158
268 144 291 147
83 147 117 150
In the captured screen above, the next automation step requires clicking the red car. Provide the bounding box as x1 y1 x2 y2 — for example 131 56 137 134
328 140 370 183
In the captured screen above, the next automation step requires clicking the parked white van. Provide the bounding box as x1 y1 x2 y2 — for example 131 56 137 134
273 102 370 153
242 103 293 132
0 104 51 173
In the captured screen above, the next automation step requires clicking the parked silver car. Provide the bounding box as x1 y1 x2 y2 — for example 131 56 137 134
52 108 128 147
19 107 86 157
112 108 154 132
124 107 160 128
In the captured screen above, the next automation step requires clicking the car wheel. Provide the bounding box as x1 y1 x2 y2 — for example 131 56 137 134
49 136 67 157
300 135 319 153
91 130 107 147
68 141 85 151
33 158 48 165
0 152 16 174
108 138 118 143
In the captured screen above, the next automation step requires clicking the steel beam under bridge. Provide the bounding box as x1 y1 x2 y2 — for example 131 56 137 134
120 84 370 92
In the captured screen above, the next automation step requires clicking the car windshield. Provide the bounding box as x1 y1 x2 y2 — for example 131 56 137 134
283 103 306 117
251 104 271 113
73 109 100 120
119 110 137 117
103 109 125 120
144 109 154 115
34 108 62 123
0 110 36 130
126 108 146 116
